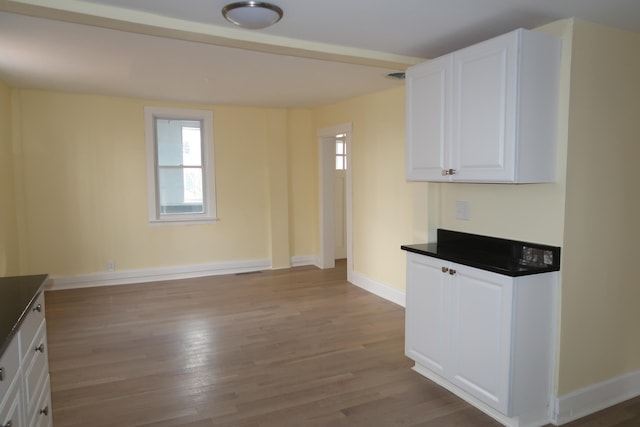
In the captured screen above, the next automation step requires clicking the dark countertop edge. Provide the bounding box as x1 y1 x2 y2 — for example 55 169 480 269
0 274 49 357
401 245 560 277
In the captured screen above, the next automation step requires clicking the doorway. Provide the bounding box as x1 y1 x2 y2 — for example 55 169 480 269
318 123 352 281
334 134 347 260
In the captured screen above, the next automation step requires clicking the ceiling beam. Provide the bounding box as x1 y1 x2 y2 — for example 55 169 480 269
0 0 426 70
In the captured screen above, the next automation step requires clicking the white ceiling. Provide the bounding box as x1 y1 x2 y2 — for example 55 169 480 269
1 0 639 108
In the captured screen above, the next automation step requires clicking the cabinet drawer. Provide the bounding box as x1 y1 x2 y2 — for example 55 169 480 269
0 335 20 401
29 375 51 427
19 292 46 361
23 322 49 416
0 371 24 427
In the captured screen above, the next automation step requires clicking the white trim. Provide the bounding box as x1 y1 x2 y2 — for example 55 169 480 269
344 134 353 283
290 255 319 267
551 370 640 425
316 122 353 138
47 259 271 290
349 271 406 307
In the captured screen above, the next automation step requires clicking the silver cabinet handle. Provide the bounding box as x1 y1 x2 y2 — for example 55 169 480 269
35 343 45 353
449 269 457 275
441 266 449 273
40 406 49 416
0 367 4 381
33 303 42 312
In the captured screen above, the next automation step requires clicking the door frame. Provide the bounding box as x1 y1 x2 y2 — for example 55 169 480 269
317 123 353 281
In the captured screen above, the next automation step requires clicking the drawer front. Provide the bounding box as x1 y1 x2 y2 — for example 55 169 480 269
23 322 49 416
19 292 46 361
0 335 20 401
29 376 51 427
0 371 24 427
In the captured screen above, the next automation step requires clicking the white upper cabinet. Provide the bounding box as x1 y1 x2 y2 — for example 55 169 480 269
406 29 561 183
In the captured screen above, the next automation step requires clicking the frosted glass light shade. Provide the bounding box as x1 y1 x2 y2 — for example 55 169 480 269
222 2 284 29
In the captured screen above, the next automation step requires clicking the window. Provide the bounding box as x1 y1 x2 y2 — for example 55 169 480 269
145 106 216 224
335 133 347 170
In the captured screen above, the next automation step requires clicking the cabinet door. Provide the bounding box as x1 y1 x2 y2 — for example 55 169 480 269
405 253 449 376
0 374 25 427
449 264 513 413
451 32 517 182
406 55 451 181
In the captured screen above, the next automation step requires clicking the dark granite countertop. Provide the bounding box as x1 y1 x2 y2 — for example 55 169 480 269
401 229 560 277
0 274 49 357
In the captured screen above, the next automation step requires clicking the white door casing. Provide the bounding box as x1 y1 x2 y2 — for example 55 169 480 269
317 123 352 278
334 168 347 259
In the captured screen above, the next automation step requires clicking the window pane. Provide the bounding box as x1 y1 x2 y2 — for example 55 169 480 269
156 119 202 166
182 126 202 166
158 167 204 214
183 168 203 203
336 156 344 170
336 140 344 155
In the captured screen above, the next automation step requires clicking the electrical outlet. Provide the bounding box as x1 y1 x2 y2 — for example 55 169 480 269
107 260 115 272
455 201 470 221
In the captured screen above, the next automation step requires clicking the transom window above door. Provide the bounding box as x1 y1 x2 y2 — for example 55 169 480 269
336 133 347 171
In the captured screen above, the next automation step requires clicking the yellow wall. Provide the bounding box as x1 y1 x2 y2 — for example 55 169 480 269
286 109 317 257
0 79 19 275
314 87 416 290
557 20 640 394
11 91 316 275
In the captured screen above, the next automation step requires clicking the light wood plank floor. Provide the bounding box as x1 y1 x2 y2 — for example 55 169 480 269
44 261 640 426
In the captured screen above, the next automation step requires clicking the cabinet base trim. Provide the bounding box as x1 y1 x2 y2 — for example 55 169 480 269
551 369 640 425
411 363 550 427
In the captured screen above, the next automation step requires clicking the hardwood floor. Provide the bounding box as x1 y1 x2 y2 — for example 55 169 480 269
44 261 639 426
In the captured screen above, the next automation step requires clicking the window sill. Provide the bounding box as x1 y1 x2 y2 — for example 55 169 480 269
148 217 218 226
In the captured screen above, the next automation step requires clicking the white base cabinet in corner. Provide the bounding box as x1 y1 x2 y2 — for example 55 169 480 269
0 291 52 427
405 252 558 426
406 28 561 183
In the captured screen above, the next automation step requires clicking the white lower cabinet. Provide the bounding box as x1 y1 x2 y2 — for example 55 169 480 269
29 377 51 427
405 252 557 425
0 371 24 427
0 291 51 427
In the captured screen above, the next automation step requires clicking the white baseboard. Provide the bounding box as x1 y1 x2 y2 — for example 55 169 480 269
48 258 272 290
290 254 319 267
551 369 640 425
349 271 406 307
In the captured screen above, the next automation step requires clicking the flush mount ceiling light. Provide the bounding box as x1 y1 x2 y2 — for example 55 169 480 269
222 1 284 29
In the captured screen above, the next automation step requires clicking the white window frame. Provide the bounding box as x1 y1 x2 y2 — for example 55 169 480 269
144 106 217 225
